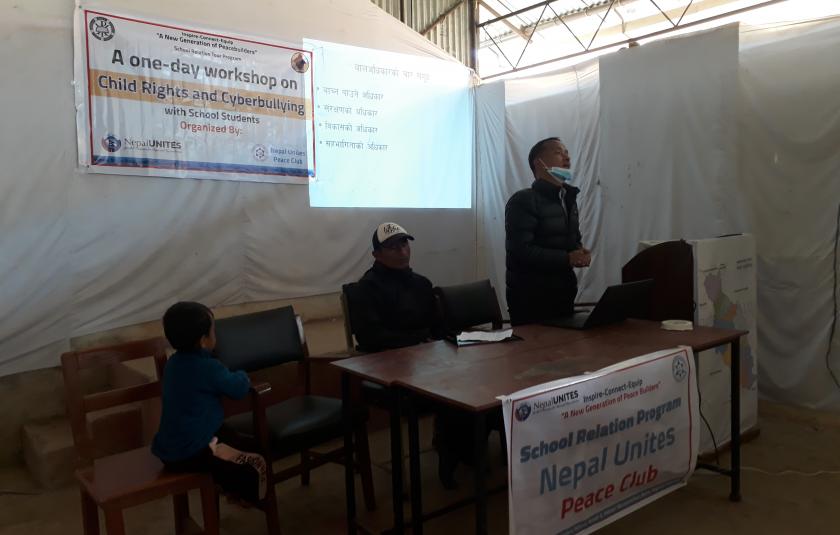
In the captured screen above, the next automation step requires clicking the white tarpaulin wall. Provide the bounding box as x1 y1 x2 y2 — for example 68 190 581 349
477 19 840 410
479 25 744 307
0 0 477 376
739 19 840 409
597 25 745 295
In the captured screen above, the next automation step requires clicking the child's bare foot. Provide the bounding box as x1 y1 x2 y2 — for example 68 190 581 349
209 438 268 500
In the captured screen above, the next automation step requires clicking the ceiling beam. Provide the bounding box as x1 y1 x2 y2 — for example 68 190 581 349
478 0 532 41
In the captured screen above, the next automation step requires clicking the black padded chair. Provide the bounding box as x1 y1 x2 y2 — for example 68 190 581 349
340 282 392 406
214 305 376 511
434 280 509 465
340 282 366 356
434 279 504 334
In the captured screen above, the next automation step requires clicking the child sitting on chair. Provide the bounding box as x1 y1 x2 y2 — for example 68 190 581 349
152 301 267 504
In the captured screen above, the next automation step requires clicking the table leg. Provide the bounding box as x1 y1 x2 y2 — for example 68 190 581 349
200 480 220 535
173 493 189 534
407 392 423 535
103 508 126 535
474 412 488 534
342 372 357 534
730 337 742 502
79 488 99 535
390 387 405 534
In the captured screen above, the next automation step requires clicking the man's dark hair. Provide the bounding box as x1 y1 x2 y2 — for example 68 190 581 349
527 137 563 173
162 301 213 352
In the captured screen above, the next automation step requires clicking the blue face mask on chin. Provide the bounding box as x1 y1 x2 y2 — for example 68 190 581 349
547 167 573 183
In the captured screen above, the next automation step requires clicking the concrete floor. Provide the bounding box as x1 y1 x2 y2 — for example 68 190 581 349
2 400 840 534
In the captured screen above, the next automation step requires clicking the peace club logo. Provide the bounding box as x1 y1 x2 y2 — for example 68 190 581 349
89 17 116 41
253 144 268 161
514 402 532 422
672 354 689 382
101 135 122 153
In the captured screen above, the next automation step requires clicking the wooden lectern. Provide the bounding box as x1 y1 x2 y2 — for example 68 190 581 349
621 240 694 321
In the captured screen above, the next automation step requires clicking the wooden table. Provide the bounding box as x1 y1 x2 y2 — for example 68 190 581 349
334 320 747 534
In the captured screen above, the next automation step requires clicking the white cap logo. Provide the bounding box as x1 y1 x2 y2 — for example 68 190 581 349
377 222 409 242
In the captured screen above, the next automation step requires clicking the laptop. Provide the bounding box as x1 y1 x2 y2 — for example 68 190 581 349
543 279 654 330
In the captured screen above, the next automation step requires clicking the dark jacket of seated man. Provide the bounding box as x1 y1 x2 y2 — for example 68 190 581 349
354 222 443 353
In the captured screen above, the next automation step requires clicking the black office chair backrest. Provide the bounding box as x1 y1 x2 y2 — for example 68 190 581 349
341 282 364 351
214 306 304 372
434 279 503 333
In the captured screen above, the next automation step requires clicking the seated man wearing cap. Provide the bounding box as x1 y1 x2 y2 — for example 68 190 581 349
354 222 469 488
353 222 443 352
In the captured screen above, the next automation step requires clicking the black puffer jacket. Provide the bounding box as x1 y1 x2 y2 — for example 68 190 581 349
353 262 444 353
505 179 582 316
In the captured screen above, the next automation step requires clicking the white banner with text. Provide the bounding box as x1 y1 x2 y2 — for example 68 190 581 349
502 347 699 535
74 6 315 183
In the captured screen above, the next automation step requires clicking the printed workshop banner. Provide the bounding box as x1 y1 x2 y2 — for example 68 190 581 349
501 348 699 535
74 7 315 183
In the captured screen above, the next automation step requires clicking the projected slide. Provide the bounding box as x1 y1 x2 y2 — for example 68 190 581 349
304 39 473 209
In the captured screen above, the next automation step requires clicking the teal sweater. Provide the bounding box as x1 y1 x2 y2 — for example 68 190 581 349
152 349 250 462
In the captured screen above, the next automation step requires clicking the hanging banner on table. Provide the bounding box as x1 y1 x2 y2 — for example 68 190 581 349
74 6 315 183
501 347 699 535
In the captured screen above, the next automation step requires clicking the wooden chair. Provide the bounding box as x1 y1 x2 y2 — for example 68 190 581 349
433 279 504 334
62 337 278 535
214 306 377 513
61 339 214 534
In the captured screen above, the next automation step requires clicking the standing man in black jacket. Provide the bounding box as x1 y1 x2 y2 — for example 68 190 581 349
353 222 443 352
505 137 591 325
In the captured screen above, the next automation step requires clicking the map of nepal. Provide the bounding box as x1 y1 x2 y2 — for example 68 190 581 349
704 272 757 390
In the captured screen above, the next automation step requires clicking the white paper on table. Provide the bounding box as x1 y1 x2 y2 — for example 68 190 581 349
455 328 514 345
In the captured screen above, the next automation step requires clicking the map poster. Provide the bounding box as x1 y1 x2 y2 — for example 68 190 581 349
639 234 757 453
693 234 758 452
